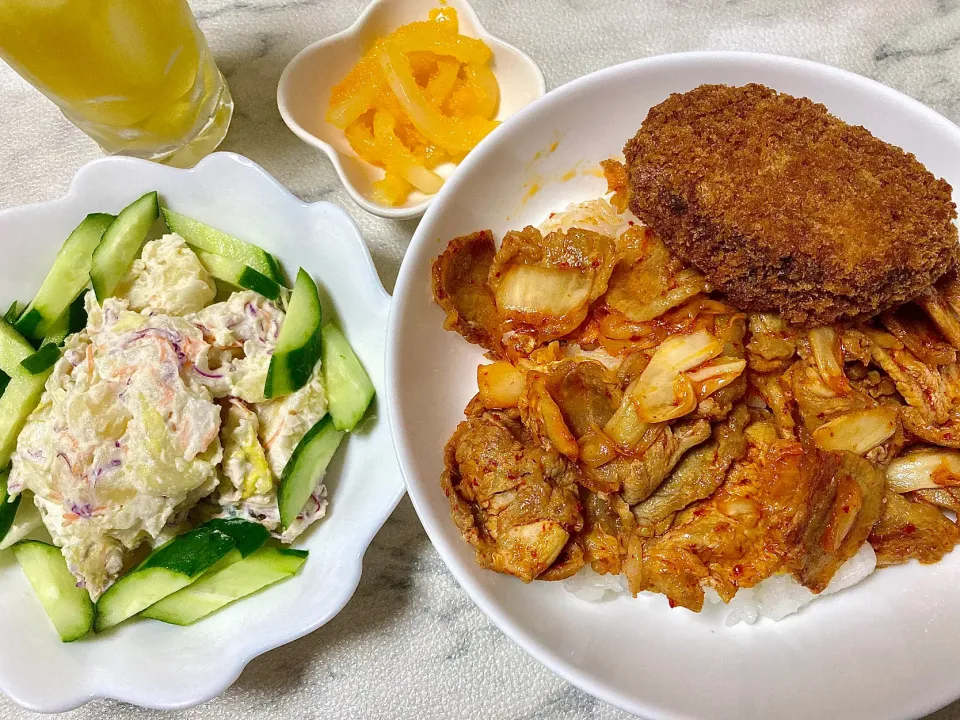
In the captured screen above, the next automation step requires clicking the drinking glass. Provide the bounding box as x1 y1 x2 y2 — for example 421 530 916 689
0 0 234 168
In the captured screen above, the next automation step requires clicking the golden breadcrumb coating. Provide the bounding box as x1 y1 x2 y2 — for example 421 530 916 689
624 83 959 327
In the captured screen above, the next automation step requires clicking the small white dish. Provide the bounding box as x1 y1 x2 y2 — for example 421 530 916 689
277 0 545 220
386 52 960 720
0 152 405 712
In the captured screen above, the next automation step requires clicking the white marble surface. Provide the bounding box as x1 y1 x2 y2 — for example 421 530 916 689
2 0 960 718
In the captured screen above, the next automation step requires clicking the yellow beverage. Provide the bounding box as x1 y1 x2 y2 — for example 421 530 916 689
0 0 233 167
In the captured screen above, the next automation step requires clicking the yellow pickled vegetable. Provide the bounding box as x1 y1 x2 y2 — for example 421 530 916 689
372 111 444 194
373 173 413 206
445 63 500 118
343 119 380 162
379 42 498 153
327 8 501 206
426 57 461 105
429 6 459 32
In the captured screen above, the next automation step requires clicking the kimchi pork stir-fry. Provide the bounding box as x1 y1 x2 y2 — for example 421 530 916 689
431 178 960 615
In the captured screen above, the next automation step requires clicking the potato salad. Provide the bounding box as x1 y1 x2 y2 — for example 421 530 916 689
8 234 321 599
1 194 373 640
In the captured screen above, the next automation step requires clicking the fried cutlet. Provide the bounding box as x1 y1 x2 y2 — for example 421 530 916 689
623 83 959 326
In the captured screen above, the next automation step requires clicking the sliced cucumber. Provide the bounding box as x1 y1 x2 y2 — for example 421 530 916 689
94 525 235 632
15 213 114 340
43 306 70 347
139 517 271 601
142 546 307 626
3 301 21 324
265 269 322 399
19 302 68 375
20 343 60 375
67 293 88 335
194 249 281 301
18 297 87 376
13 311 42 344
321 323 375 431
265 254 286 287
0 495 42 550
0 320 41 402
0 365 53 467
13 540 95 642
0 468 20 545
0 318 38 376
278 415 343 528
91 192 159 301
33 301 80 354
202 517 269 557
161 208 284 284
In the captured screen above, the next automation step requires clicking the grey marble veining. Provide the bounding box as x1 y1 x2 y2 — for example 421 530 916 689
1 1 960 718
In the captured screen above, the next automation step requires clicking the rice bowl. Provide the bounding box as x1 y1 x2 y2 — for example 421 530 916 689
387 51 960 720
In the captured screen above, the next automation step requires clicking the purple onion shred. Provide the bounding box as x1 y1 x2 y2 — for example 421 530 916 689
57 452 75 474
193 366 224 379
69 503 94 519
93 459 122 479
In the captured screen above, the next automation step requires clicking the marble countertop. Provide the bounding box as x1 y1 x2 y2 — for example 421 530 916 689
2 0 960 718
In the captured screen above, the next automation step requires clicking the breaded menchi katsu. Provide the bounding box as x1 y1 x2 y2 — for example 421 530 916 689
624 83 959 327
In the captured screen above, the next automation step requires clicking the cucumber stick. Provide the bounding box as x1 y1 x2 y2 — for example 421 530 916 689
91 192 159 301
18 305 73 376
43 305 70 346
194 249 281 301
321 324 375 431
13 541 95 642
15 213 114 340
67 293 88 335
161 208 284 284
94 525 235 632
264 254 285 287
0 318 54 466
20 343 60 375
0 318 37 376
142 547 308 626
278 415 343 528
0 365 53 467
94 518 267 632
3 302 20 324
203 517 269 557
0 468 20 545
265 269 322 399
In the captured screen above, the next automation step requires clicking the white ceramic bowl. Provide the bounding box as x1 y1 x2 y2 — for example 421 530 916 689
277 0 545 220
0 152 405 712
387 52 960 720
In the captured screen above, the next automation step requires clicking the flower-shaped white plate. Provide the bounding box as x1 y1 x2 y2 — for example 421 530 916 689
0 152 405 712
277 0 545 220
387 52 960 720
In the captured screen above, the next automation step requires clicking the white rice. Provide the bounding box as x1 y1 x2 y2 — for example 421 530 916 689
563 566 629 602
563 542 877 625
